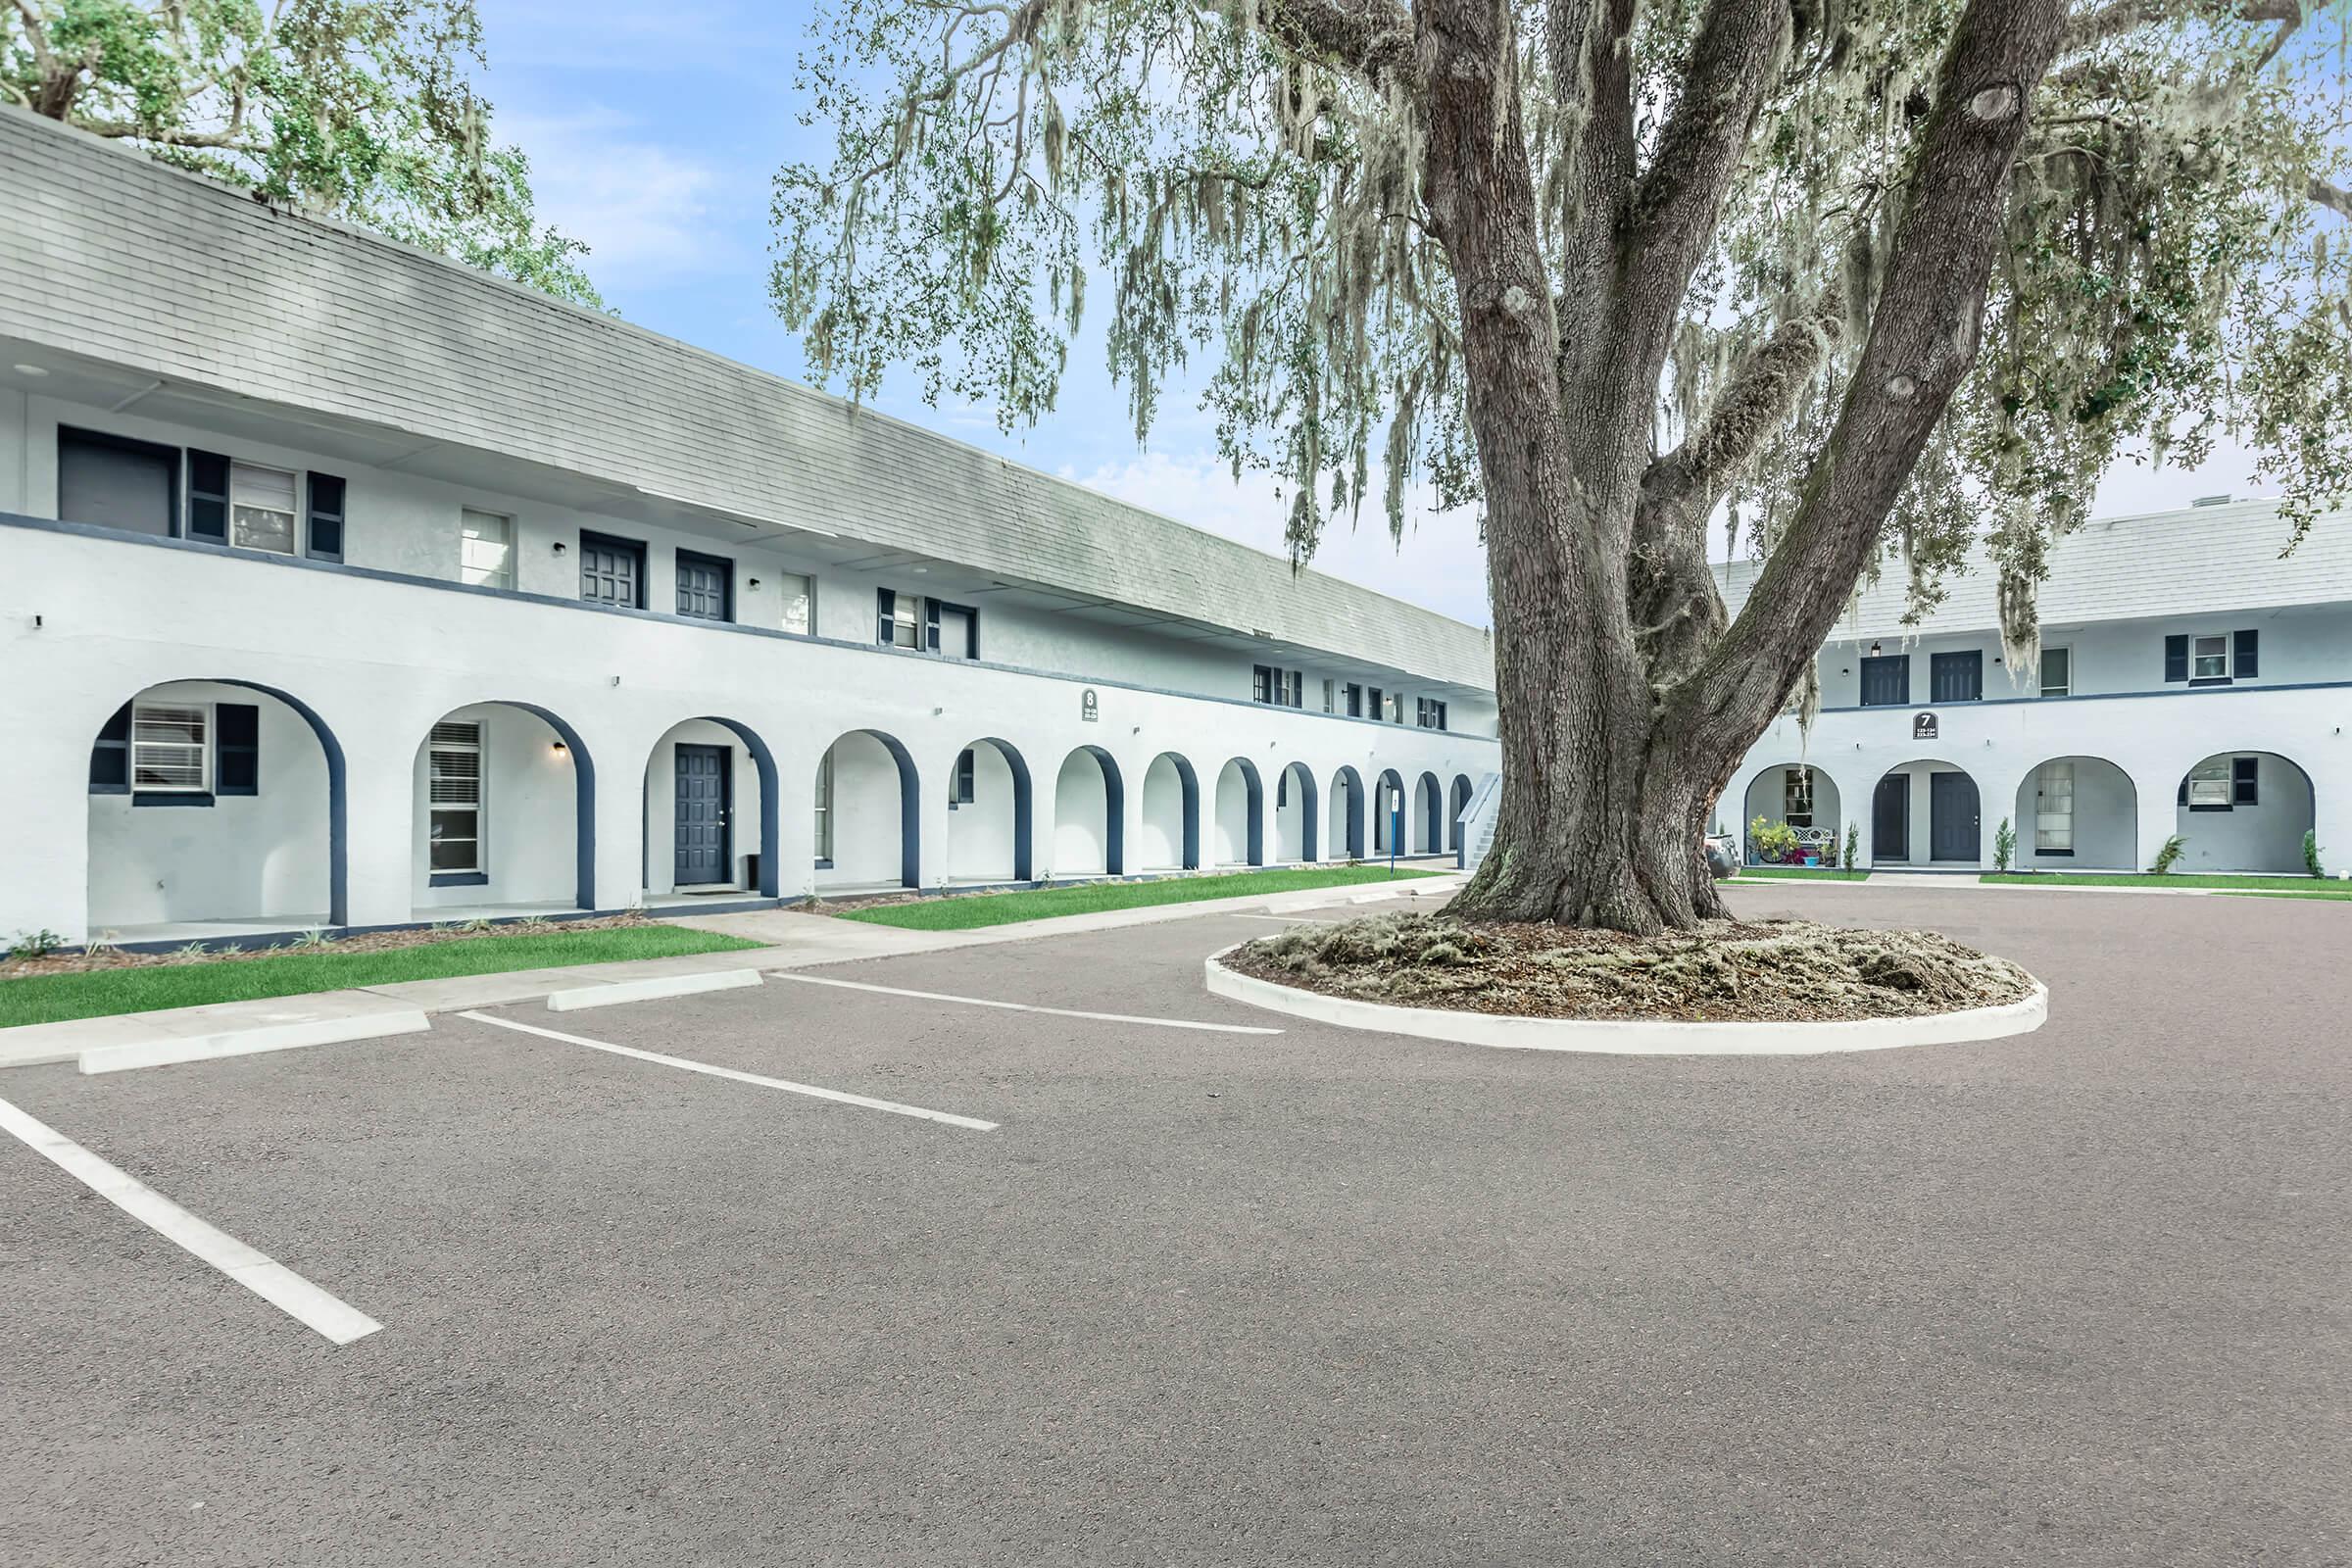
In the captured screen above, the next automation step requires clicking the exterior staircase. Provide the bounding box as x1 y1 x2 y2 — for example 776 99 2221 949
1455 772 1503 874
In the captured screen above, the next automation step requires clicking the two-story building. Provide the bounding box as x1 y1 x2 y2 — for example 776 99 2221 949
1722 502 2352 875
0 107 1499 947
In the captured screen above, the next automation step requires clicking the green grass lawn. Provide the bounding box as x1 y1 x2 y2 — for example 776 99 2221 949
1980 871 2341 890
1727 866 1870 881
0 924 764 1030
837 865 1444 931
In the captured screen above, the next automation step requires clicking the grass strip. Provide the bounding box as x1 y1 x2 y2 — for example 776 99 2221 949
1726 867 1871 882
1980 872 2337 890
0 925 763 1029
837 865 1443 931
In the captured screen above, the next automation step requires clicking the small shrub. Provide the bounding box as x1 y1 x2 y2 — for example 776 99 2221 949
1842 822 1860 872
514 915 555 933
1748 815 1798 862
82 930 123 959
172 941 213 961
459 916 497 934
2149 834 2186 875
288 927 336 951
2305 829 2326 879
8 928 65 960
1992 817 2016 873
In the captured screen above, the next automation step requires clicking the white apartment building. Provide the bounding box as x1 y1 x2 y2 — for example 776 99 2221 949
1724 501 2352 875
0 108 1498 946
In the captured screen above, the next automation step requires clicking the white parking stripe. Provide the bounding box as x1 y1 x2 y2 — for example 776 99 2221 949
1227 913 1332 925
459 1011 999 1133
771 972 1284 1035
0 1095 381 1346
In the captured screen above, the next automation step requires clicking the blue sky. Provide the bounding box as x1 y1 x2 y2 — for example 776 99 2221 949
473 0 2267 629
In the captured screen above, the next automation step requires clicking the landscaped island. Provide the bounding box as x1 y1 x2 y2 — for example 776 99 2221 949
1223 912 2035 1025
834 865 1440 931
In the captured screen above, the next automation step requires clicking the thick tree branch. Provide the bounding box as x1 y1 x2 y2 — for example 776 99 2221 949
1628 0 1790 282
2313 175 2352 220
1643 308 1842 518
1668 0 2075 769
1254 0 1417 87
2060 0 2296 53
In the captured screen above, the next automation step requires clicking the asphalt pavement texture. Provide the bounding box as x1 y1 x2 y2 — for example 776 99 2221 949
3 882 2346 1566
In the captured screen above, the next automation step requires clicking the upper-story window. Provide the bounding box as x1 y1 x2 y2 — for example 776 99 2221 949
2165 629 2260 686
1417 698 1448 730
933 599 978 659
227 463 298 554
1345 683 1364 718
1368 686 1387 721
461 510 514 590
676 550 734 622
879 588 921 648
1252 665 1301 707
2038 647 2070 697
777 573 813 636
1322 678 1336 713
56 429 343 559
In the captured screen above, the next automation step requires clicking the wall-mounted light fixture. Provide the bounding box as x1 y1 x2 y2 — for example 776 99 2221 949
747 577 761 590
552 540 567 557
1868 640 1883 657
552 740 568 755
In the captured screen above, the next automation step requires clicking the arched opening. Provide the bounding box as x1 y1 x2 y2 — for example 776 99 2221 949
946 738 1031 885
1212 758 1264 867
1415 771 1444 855
1328 766 1367 860
86 679 344 938
2013 757 2134 871
1868 760 1978 866
1740 762 1844 866
816 729 918 890
1371 769 1406 856
643 716 780 903
1053 746 1125 878
1273 762 1318 862
414 701 592 916
1448 775 1475 856
1138 753 1200 871
2173 751 2317 873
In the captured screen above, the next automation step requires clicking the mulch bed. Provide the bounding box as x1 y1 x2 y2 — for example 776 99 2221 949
0 911 658 980
1224 912 2035 1024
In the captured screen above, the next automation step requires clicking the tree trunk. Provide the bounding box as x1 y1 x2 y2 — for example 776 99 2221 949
1416 0 2069 933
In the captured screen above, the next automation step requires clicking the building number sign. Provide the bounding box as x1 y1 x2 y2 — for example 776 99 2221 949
1913 710 1937 741
1081 688 1100 722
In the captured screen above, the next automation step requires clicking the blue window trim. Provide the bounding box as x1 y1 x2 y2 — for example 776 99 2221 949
429 870 490 887
133 792 215 808
8 513 1500 742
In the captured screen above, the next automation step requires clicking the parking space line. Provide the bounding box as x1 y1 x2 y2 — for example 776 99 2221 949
770 973 1284 1035
1228 913 1331 925
458 1011 999 1133
0 1095 382 1346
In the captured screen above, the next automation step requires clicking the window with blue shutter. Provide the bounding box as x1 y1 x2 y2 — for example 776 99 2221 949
2232 756 2259 806
2164 635 2189 682
307 473 345 562
949 748 975 807
1859 655 1909 707
215 703 259 795
88 703 131 793
2232 628 2259 679
187 450 230 542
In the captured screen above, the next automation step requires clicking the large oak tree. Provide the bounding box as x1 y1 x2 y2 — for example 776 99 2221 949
773 0 2352 930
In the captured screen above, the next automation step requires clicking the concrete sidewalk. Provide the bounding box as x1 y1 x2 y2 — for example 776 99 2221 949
0 875 1463 1069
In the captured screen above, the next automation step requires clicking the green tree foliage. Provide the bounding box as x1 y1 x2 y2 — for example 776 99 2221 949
772 0 2350 653
4 0 599 306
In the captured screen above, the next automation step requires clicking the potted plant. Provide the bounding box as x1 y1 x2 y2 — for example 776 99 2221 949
1748 816 1799 865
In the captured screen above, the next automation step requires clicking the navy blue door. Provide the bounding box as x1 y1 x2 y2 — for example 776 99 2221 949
1929 771 1980 861
1872 774 1909 861
674 744 731 886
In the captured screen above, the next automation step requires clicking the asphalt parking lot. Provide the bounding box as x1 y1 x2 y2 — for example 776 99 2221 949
4 884 2347 1566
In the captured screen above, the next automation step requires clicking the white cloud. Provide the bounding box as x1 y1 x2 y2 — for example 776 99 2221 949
1067 452 1492 627
497 110 730 289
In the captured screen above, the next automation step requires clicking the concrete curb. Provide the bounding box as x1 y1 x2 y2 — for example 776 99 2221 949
1201 947 2048 1056
545 968 762 1011
78 1008 432 1075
